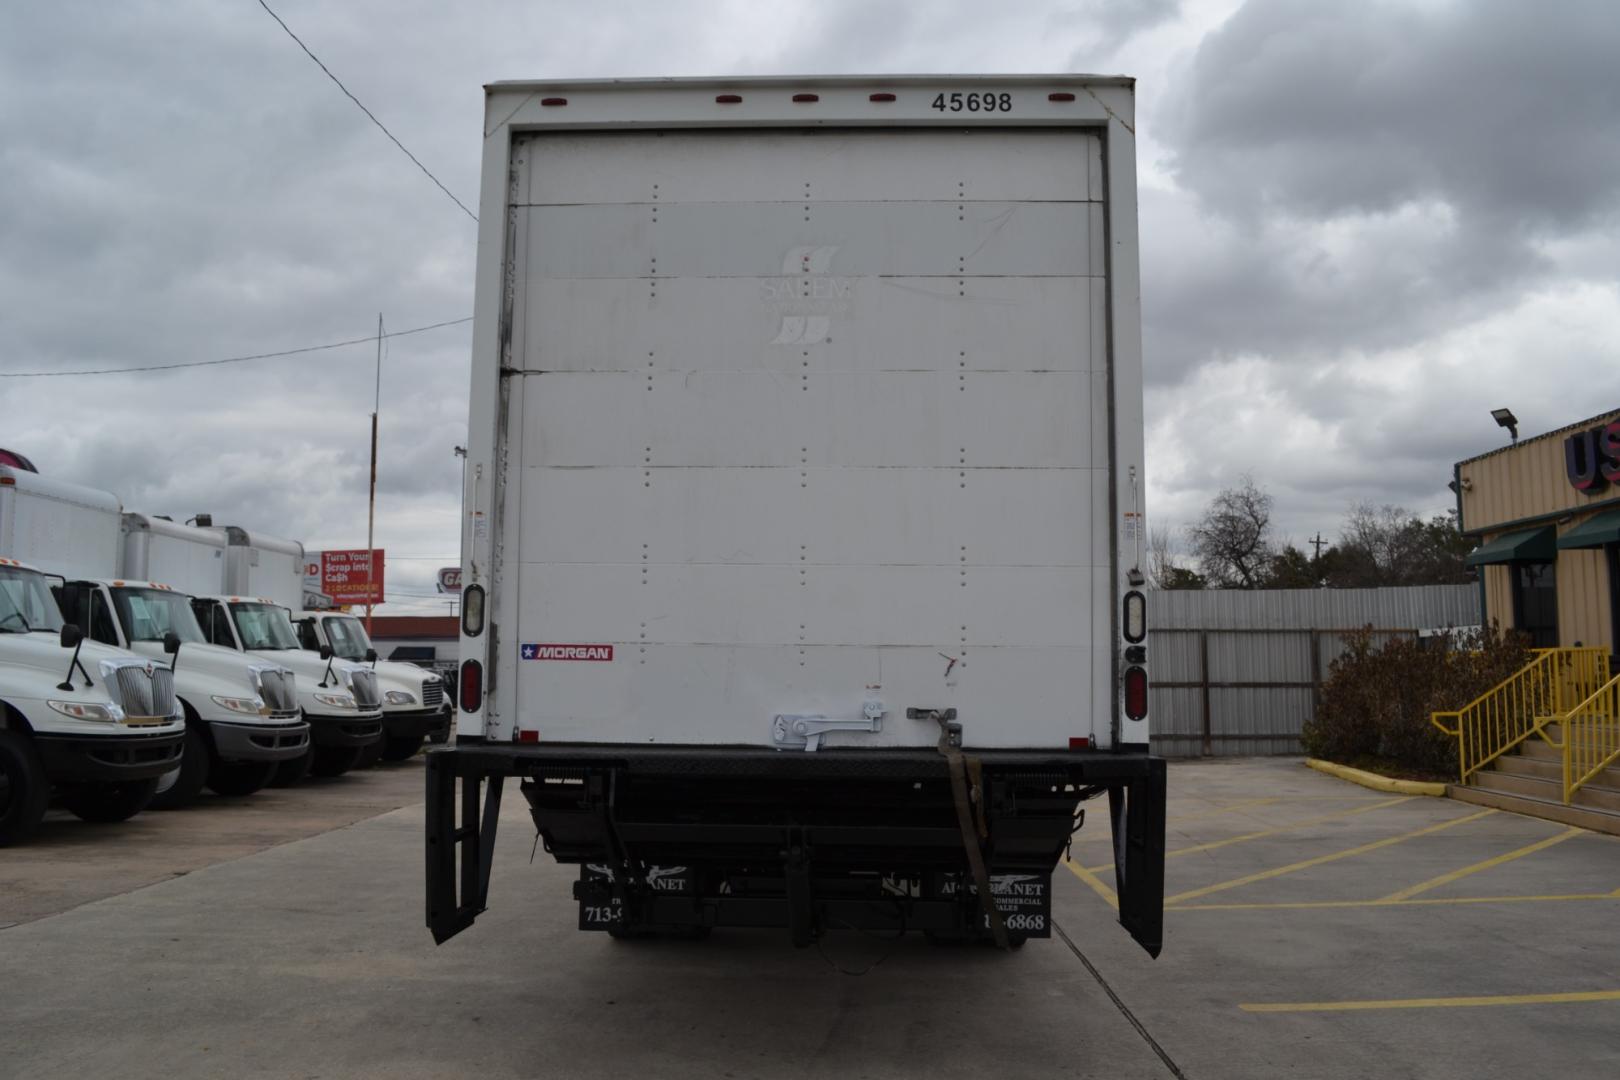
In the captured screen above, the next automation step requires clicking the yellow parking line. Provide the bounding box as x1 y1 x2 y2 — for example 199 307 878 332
1163 808 1496 905
1241 989 1620 1013
1069 797 1289 844
1169 891 1620 912
1380 828 1584 902
1062 857 1118 910
1082 796 1411 871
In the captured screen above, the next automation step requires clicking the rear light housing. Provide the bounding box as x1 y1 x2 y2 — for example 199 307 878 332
1124 666 1148 721
459 659 483 713
1123 590 1146 643
461 584 485 637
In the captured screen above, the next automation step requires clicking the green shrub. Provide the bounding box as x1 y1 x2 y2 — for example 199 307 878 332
1302 623 1532 776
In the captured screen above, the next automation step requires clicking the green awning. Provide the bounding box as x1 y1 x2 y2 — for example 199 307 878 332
1557 508 1620 550
1465 526 1557 566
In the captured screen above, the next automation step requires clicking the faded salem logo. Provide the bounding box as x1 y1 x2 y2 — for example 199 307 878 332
521 643 614 661
763 245 852 345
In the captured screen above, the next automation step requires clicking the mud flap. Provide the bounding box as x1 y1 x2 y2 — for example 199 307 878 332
425 750 504 945
1109 756 1166 958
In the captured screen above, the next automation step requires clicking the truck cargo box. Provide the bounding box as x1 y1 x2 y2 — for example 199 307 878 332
428 75 1162 955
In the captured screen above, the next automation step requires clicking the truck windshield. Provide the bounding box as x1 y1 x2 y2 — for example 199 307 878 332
230 602 301 650
111 587 207 644
323 615 372 661
0 566 65 633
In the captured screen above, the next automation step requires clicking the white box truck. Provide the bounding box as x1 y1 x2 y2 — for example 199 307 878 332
0 471 312 808
428 75 1164 954
1 468 186 843
113 519 385 781
291 609 450 759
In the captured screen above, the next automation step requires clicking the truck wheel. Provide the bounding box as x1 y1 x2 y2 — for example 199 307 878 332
206 758 277 797
0 729 50 846
269 749 313 787
149 727 209 810
380 734 424 762
60 779 160 824
310 745 363 777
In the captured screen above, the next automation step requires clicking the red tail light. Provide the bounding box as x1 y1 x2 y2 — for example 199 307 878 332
1124 666 1148 721
460 659 483 713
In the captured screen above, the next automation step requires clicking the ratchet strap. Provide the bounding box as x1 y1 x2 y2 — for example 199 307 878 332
937 721 1009 949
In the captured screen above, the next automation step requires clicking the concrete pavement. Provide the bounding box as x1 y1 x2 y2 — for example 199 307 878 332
3 756 1619 1078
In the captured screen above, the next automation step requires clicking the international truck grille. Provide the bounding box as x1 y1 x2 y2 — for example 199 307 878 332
258 669 297 714
350 670 381 711
421 678 444 710
113 663 176 721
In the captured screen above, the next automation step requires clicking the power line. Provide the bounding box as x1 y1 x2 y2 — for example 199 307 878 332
0 317 470 379
254 0 478 223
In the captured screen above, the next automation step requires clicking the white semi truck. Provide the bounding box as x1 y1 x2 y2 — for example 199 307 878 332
291 609 449 760
427 75 1164 954
1 467 186 843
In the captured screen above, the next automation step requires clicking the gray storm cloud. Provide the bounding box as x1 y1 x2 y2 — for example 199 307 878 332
2 0 1617 598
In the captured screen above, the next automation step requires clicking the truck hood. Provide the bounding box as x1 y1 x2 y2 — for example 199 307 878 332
245 648 374 711
1 631 160 682
126 639 287 701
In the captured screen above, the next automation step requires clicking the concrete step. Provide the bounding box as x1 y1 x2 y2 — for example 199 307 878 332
1472 767 1620 813
1451 782 1620 837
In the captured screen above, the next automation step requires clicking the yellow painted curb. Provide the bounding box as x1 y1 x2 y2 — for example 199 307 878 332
1306 759 1447 797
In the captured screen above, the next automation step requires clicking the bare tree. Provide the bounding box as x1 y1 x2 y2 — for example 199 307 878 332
1148 525 1206 590
1188 475 1275 589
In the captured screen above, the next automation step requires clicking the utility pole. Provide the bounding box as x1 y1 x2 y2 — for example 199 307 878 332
366 313 381 637
1309 532 1326 561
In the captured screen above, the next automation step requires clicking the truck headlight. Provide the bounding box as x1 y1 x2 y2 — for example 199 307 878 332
313 692 357 711
384 690 417 706
48 700 124 722
212 695 268 716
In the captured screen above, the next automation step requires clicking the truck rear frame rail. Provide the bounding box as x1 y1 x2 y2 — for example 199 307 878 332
425 744 1165 955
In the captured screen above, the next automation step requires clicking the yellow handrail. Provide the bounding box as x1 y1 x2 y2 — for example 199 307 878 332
1558 673 1620 803
1430 648 1611 784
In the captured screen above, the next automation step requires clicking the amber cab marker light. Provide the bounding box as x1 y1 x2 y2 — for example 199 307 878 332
540 97 568 107
716 94 742 104
869 92 896 102
1048 92 1076 102
792 93 819 103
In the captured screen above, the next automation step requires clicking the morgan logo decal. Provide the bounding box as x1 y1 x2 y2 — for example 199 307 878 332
521 643 614 661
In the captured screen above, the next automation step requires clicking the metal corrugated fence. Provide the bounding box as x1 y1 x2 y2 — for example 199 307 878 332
1147 585 1481 757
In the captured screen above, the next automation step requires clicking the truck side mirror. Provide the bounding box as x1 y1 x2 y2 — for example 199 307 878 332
365 648 378 664
60 623 83 649
163 631 181 655
319 644 333 660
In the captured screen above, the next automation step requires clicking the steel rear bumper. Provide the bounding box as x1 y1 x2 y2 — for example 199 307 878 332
34 729 186 783
208 717 311 762
304 711 383 748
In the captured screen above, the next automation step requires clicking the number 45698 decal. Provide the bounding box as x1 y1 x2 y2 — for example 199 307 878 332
932 92 1013 113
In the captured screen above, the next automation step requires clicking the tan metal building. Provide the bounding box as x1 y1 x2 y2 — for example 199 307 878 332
1456 407 1620 653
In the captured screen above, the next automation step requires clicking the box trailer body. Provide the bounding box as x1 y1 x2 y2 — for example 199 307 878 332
430 75 1163 954
218 527 305 610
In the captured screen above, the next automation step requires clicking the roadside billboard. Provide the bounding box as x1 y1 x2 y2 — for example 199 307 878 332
307 548 385 605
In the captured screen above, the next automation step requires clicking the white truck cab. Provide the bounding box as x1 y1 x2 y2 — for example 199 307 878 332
292 610 449 761
190 595 383 781
54 578 309 807
0 557 185 844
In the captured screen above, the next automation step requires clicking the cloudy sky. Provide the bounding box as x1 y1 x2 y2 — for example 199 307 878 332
3 0 1617 610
